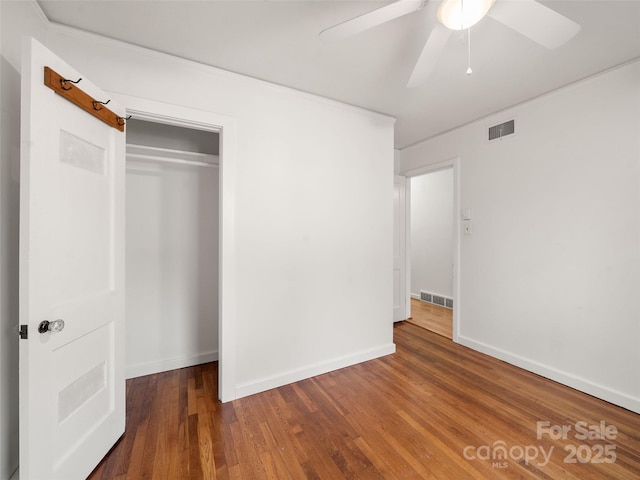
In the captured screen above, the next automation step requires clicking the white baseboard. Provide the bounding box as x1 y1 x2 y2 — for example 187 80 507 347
458 335 640 414
125 350 218 379
235 343 397 400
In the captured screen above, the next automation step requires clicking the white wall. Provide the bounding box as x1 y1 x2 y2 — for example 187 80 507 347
125 157 219 378
0 42 21 480
397 61 640 413
410 169 453 299
0 7 395 471
52 26 396 393
42 34 396 397
1 3 48 478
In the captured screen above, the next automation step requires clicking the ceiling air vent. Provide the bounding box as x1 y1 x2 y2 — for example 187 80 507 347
488 119 515 141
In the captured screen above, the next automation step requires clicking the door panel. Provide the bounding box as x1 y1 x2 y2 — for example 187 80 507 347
19 38 125 480
393 176 407 322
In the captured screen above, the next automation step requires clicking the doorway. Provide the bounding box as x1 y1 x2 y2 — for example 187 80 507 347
116 93 238 402
124 119 220 378
403 160 459 341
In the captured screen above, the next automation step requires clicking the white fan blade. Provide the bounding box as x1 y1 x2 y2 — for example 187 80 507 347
488 0 580 49
320 0 426 43
407 23 451 88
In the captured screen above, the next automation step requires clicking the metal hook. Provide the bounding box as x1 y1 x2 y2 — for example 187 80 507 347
60 77 82 91
116 115 132 126
92 99 111 111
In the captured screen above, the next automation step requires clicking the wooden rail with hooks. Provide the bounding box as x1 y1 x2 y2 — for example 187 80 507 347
43 66 127 132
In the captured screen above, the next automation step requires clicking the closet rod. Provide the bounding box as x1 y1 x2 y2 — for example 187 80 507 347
127 153 218 168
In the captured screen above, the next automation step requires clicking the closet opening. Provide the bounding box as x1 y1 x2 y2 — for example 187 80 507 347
124 119 220 387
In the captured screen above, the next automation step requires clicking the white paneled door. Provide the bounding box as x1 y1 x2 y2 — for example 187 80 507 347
19 38 126 479
393 176 407 322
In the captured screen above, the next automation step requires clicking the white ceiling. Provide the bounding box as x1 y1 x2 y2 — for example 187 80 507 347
38 0 640 149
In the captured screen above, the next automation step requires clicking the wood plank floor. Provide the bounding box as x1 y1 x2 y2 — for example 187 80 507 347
88 323 640 479
406 298 453 339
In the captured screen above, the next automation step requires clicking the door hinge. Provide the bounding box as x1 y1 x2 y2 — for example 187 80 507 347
19 324 28 340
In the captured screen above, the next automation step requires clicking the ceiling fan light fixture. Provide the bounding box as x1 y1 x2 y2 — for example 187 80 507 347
438 0 496 30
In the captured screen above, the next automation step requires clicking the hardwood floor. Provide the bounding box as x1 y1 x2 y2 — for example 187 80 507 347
88 323 640 479
406 297 453 339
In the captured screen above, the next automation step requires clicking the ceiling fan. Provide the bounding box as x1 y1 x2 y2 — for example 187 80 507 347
319 0 581 87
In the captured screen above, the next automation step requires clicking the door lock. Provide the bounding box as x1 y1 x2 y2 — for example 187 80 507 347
38 319 65 334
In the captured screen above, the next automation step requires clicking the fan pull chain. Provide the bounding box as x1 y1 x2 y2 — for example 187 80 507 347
466 27 473 75
460 0 472 75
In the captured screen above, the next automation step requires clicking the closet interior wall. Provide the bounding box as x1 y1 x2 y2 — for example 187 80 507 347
125 119 220 378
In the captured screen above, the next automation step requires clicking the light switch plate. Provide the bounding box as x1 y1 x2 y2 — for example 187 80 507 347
462 208 472 220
